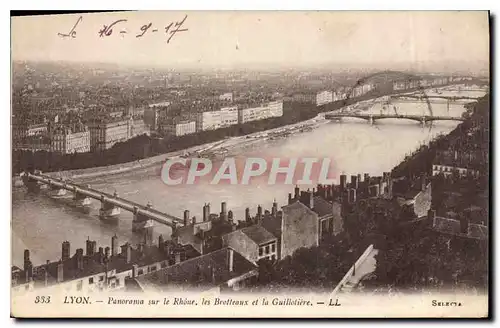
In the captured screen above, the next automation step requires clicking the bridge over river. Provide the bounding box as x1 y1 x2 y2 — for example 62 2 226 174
21 172 184 231
325 113 465 125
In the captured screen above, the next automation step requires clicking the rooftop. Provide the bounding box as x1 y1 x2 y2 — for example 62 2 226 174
135 247 257 291
241 225 277 245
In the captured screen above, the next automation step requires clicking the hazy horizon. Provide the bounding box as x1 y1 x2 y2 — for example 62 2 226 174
11 11 489 73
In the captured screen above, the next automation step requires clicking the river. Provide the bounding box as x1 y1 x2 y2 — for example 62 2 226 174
11 86 487 267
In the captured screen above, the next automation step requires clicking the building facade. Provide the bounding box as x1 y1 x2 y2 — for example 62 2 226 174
238 101 283 124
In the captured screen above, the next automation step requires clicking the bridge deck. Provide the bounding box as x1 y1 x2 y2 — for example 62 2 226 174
27 173 183 227
325 113 464 122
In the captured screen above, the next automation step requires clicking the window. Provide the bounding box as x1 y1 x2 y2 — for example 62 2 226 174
259 247 263 256
271 243 275 253
265 245 270 254
89 277 94 284
76 280 83 291
116 279 120 286
138 269 144 275
99 275 104 282
151 266 157 272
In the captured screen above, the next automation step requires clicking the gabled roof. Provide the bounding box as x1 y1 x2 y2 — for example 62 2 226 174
312 196 333 217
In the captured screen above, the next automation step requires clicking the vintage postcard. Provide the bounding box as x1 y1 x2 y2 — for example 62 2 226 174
10 11 490 318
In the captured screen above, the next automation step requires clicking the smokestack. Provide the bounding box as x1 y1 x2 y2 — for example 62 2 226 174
205 203 211 221
62 241 70 261
111 234 118 257
340 174 347 191
228 248 234 273
257 205 262 218
184 210 190 226
57 261 64 283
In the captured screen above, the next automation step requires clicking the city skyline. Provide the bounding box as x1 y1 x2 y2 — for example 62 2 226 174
12 11 489 72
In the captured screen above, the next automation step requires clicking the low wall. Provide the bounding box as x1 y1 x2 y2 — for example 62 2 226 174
330 244 374 295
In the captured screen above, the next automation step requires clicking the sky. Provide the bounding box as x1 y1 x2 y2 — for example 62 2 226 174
11 11 490 71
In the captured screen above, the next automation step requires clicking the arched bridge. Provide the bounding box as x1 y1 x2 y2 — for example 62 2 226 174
325 113 465 125
21 172 184 230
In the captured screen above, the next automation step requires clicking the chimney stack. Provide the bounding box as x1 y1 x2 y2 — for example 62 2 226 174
221 202 227 220
184 210 190 226
364 173 370 184
23 249 30 272
309 191 314 209
340 175 347 191
228 210 234 223
288 193 292 204
192 216 197 224
86 238 96 257
294 185 300 199
245 207 251 222
111 234 118 257
62 241 70 261
257 205 262 218
228 248 234 273
105 246 110 259
351 175 359 189
272 199 278 216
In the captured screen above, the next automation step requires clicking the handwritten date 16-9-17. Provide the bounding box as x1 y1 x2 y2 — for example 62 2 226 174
58 15 189 43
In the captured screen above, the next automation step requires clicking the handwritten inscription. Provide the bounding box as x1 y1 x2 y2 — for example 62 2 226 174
57 16 83 38
58 15 188 43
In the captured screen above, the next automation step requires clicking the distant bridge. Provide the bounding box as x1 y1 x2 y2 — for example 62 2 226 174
21 172 184 231
391 94 478 103
325 113 465 125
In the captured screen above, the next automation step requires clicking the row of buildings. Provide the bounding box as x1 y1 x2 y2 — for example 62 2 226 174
392 76 472 91
316 84 374 106
12 170 401 294
12 116 150 153
149 100 284 137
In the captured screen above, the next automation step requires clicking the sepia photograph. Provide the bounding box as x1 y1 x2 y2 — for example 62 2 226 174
10 10 490 318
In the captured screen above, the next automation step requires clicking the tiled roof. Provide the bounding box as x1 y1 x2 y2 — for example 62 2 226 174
135 248 257 291
241 225 277 245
